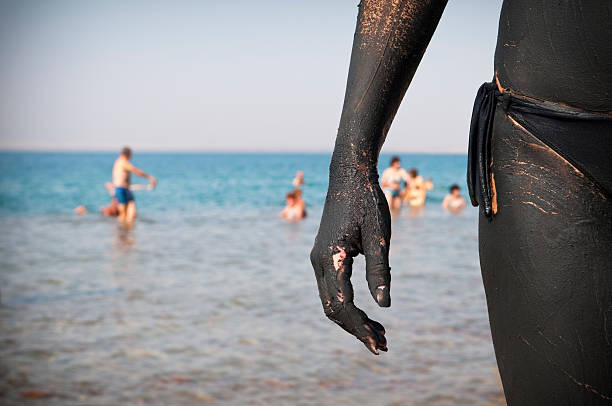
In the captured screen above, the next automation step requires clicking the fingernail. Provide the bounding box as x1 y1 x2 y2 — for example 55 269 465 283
376 285 390 307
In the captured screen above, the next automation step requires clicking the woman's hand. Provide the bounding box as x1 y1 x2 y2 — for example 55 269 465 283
309 0 447 355
310 163 391 354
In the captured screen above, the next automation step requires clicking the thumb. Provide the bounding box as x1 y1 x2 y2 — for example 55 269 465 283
362 200 391 307
364 235 391 307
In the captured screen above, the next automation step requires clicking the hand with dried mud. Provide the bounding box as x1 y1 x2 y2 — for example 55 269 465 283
310 166 391 355
310 0 448 355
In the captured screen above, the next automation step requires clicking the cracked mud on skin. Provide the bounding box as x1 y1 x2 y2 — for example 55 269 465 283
474 2 612 402
314 0 612 405
311 0 447 355
478 104 612 404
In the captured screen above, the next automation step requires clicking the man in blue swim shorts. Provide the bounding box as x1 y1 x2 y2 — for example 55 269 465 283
114 186 134 205
112 147 157 222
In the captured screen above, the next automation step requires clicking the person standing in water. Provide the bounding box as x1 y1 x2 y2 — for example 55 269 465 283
293 188 307 218
381 156 410 210
403 168 433 208
442 184 466 213
112 147 157 222
279 190 306 221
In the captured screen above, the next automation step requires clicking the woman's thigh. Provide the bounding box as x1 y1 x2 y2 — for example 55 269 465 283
479 107 612 405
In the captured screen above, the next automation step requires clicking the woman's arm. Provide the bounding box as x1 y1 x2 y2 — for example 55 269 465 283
311 0 448 355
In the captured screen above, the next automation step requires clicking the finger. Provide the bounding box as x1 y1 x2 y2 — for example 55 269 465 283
356 307 388 354
362 189 392 307
324 246 355 314
321 246 388 354
311 245 333 313
367 318 386 336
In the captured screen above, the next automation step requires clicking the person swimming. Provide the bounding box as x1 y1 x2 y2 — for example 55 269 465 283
279 190 306 221
292 171 305 188
402 168 433 207
74 205 88 214
381 156 410 210
442 184 466 213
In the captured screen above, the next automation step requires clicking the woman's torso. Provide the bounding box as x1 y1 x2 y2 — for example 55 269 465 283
494 0 612 112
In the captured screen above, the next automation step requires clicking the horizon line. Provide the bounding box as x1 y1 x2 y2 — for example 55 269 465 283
0 147 468 155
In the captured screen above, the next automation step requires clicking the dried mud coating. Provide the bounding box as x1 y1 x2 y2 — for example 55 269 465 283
310 0 447 355
482 2 612 404
495 1 612 112
480 108 612 405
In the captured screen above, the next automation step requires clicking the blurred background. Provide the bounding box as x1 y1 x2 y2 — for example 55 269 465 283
0 1 505 405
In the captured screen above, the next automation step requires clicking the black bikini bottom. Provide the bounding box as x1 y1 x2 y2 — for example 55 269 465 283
467 82 612 219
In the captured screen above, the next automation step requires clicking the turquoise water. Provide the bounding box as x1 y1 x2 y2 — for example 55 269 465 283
0 152 468 215
0 152 505 405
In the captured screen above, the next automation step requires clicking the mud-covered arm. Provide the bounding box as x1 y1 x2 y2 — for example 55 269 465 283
311 0 447 355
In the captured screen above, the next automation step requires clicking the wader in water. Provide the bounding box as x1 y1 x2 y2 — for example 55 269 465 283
311 1 612 404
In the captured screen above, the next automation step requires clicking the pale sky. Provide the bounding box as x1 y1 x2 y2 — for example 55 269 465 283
0 0 503 153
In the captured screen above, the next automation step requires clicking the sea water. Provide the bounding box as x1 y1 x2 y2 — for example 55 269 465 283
0 152 505 405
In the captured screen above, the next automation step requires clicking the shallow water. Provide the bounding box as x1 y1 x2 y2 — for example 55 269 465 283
0 152 505 405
